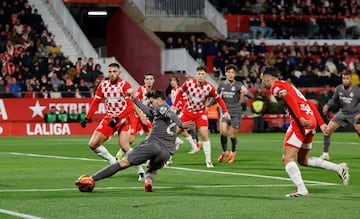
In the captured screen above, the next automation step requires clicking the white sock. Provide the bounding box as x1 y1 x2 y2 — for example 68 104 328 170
307 157 339 171
186 136 197 150
115 148 125 159
202 141 211 162
94 145 116 164
175 137 184 145
285 161 307 193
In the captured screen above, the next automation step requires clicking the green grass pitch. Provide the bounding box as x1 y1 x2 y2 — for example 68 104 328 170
0 133 359 219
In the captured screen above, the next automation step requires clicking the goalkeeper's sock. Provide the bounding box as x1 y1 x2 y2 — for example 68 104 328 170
220 135 227 152
285 161 307 193
92 162 123 181
307 157 338 171
202 141 211 162
93 145 116 164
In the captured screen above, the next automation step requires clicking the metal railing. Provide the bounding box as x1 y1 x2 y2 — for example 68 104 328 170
131 0 227 36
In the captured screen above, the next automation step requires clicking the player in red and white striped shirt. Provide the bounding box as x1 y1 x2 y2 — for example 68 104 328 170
80 63 144 179
173 66 231 168
129 73 154 144
261 67 349 198
170 76 199 153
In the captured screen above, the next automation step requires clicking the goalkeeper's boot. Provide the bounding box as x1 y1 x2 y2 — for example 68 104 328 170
144 179 154 192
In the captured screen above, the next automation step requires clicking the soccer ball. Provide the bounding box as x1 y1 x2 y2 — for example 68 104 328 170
75 175 95 192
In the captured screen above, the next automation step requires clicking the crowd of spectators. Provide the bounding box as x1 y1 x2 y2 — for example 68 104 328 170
1 0 360 102
0 0 104 98
164 34 360 89
210 0 360 39
211 0 360 17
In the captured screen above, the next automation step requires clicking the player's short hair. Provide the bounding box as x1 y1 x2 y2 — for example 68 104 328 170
261 67 280 78
108 63 120 68
196 66 208 73
147 90 166 100
225 64 238 72
144 73 154 78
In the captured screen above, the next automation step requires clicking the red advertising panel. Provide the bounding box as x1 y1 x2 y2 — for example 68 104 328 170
0 98 105 122
0 122 98 136
0 98 106 136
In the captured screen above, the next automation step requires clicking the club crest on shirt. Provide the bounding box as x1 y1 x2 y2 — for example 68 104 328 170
350 92 353 97
159 106 167 115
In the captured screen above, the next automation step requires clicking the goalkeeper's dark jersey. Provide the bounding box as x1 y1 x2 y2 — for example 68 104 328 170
327 84 360 115
134 99 183 155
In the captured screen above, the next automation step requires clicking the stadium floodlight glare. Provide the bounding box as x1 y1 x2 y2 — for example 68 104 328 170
88 11 107 16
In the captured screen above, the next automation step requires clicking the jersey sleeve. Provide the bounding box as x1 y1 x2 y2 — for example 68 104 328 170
272 82 302 119
326 86 340 109
123 81 133 96
135 86 143 99
173 81 187 108
86 84 103 118
308 100 325 126
210 85 228 113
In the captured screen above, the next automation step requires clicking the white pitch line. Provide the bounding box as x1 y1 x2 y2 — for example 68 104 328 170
166 166 338 185
3 152 339 186
0 208 43 219
5 152 106 162
0 183 337 193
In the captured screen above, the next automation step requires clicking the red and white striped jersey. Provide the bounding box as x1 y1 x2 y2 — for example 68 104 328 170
178 78 220 112
95 79 132 117
171 86 187 108
135 85 153 105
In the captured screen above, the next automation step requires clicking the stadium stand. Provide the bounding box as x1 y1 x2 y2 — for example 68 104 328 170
1 0 359 112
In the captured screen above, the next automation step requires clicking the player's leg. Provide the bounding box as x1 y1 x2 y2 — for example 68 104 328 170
283 126 308 197
227 125 238 163
299 149 350 186
179 129 198 153
118 129 145 181
179 112 198 153
189 128 202 150
88 121 117 164
91 157 132 182
198 123 213 168
300 134 350 186
353 116 360 136
75 153 133 189
218 121 229 162
321 120 341 160
283 146 308 197
144 148 171 192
